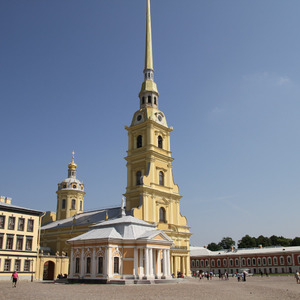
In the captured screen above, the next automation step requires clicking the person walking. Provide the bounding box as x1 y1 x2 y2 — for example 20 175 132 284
295 271 300 284
11 271 18 287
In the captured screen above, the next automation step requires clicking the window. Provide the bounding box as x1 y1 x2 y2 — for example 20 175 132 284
80 201 83 211
136 171 142 185
73 184 77 189
86 257 91 274
158 136 163 149
287 256 292 265
205 260 208 267
0 235 3 249
235 259 239 266
18 218 25 231
280 257 284 265
142 97 145 105
98 257 103 274
242 258 246 267
217 259 221 267
6 236 14 249
4 259 11 272
14 259 21 272
16 236 23 250
62 199 66 209
8 217 15 230
263 257 267 265
223 259 227 267
137 135 142 148
26 237 33 250
159 207 166 223
273 257 278 265
196 260 199 267
267 257 272 265
211 260 215 267
159 171 164 186
27 219 34 232
192 260 195 268
71 199 76 210
229 259 233 267
154 97 157 105
257 258 261 266
114 257 119 274
0 216 5 229
75 258 80 273
24 260 31 272
200 260 204 268
148 96 151 104
298 256 300 264
252 258 256 266
247 258 251 266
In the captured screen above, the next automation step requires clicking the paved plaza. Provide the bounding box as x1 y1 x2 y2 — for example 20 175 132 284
0 276 299 300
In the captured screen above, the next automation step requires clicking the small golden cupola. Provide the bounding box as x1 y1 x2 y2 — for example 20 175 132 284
56 152 85 220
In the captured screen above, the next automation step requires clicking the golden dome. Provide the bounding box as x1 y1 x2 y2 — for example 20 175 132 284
68 151 77 170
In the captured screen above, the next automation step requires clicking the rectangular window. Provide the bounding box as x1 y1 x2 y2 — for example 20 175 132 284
86 257 91 274
98 257 103 274
6 236 14 249
4 259 11 272
24 260 30 272
114 257 119 274
71 200 76 210
14 259 21 272
0 235 3 249
25 237 33 250
8 217 15 230
16 236 23 250
75 258 80 273
0 216 5 229
18 218 25 231
27 219 34 232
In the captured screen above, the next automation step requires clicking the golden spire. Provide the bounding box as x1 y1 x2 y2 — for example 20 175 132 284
145 0 153 71
68 151 77 170
139 0 159 97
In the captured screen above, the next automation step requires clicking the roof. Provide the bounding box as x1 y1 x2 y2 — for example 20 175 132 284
0 202 43 216
67 214 173 244
190 246 300 257
41 206 121 230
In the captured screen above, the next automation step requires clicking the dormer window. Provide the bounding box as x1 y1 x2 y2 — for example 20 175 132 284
137 135 142 148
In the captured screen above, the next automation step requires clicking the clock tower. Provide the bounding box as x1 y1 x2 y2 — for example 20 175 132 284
124 0 192 277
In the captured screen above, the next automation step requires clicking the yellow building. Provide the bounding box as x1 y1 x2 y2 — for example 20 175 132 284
124 0 192 277
0 196 43 280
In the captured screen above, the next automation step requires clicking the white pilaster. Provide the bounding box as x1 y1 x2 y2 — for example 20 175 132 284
167 249 171 277
149 248 153 276
107 246 112 279
91 248 96 278
139 248 143 278
69 248 74 277
144 248 149 279
156 249 161 278
162 249 167 278
80 248 84 277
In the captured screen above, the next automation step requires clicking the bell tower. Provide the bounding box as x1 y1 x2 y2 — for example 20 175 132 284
56 152 85 220
124 0 192 277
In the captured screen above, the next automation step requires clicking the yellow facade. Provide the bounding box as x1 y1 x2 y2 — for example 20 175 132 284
0 197 43 280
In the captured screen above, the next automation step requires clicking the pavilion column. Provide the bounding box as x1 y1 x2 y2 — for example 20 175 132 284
156 249 161 278
162 249 167 278
181 256 185 276
153 249 157 278
107 246 112 279
80 248 85 277
91 248 96 277
173 256 177 277
134 247 139 279
144 248 149 279
166 250 171 277
139 248 143 278
69 248 74 277
149 248 153 277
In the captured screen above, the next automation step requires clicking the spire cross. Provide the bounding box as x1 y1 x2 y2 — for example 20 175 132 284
72 151 75 162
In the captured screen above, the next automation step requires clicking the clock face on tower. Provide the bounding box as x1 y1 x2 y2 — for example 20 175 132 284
156 113 164 124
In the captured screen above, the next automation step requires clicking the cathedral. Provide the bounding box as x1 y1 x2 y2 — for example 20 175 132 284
40 0 191 280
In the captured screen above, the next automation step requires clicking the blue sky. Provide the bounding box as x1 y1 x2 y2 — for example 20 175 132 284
1 0 300 247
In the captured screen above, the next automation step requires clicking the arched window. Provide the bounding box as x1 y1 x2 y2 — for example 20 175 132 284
242 258 246 266
158 136 163 149
159 207 166 223
217 259 221 267
247 258 251 266
252 258 256 266
211 260 215 267
267 257 272 265
86 257 91 273
192 260 195 268
75 258 80 273
62 199 66 209
223 259 227 267
137 135 142 148
136 171 142 185
263 257 267 265
280 257 284 265
257 258 261 266
205 260 209 267
114 257 119 274
196 260 199 267
273 257 278 265
71 199 76 210
287 256 292 265
159 171 164 186
229 259 233 267
200 260 204 268
235 258 239 266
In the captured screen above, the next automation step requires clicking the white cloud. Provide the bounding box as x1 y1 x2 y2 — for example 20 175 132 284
242 72 291 87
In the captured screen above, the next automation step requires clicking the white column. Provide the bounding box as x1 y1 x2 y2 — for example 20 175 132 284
139 248 143 278
80 248 85 277
144 248 149 278
91 248 96 278
103 247 107 277
134 247 139 278
156 250 161 278
69 248 74 277
107 246 112 279
163 249 167 278
149 248 153 276
153 249 157 278
167 250 171 277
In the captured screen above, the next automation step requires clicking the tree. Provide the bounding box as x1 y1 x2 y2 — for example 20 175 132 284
256 235 271 247
238 235 256 248
291 237 300 246
218 237 235 250
207 242 222 251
